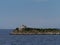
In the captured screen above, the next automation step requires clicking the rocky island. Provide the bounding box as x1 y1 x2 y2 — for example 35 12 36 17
10 25 60 35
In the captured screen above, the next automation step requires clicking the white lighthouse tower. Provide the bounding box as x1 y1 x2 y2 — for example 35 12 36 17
19 25 27 30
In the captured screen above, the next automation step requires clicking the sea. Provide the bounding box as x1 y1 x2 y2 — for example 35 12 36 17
0 29 60 45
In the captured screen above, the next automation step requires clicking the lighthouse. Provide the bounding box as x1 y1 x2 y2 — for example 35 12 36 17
19 25 27 30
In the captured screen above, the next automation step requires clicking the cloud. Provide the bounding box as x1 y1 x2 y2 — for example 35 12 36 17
33 0 48 2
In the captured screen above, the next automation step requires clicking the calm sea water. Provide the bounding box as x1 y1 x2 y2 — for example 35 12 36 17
0 29 60 45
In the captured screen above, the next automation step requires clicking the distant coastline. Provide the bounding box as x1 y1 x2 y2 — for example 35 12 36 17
10 25 60 35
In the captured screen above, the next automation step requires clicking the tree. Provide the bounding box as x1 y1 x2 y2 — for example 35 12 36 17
16 28 19 32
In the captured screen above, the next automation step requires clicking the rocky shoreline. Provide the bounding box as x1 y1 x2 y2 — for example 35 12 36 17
10 32 60 35
10 30 60 35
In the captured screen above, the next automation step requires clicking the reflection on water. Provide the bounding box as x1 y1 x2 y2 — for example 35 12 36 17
0 29 60 45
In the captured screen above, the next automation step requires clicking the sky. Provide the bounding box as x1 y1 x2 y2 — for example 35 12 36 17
0 0 60 29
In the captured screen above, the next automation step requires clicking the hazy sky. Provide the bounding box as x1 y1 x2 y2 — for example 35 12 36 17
0 0 60 29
